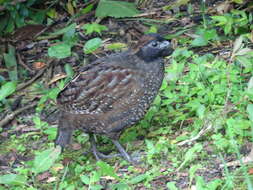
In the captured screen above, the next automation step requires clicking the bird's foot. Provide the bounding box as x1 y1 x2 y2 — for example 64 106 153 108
111 139 141 164
90 135 120 160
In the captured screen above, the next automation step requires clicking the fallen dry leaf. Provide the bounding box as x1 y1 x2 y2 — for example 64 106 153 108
33 61 46 70
36 171 51 181
248 168 253 175
48 73 67 85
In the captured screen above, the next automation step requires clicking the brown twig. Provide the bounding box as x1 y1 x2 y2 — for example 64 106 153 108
16 66 47 91
17 52 34 73
0 102 37 128
177 121 213 146
16 59 54 91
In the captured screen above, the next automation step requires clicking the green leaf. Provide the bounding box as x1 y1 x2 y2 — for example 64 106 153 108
3 45 18 81
197 104 205 119
129 174 147 184
106 43 127 50
90 184 103 190
247 104 253 122
90 171 101 183
232 36 243 55
32 146 61 175
43 127 57 140
83 38 102 54
211 15 228 26
95 0 139 18
177 143 203 170
48 43 71 59
166 182 179 190
189 164 202 185
80 175 90 185
0 81 17 101
96 161 120 180
110 183 129 190
191 36 208 47
0 174 27 185
64 64 74 78
52 23 77 36
81 4 94 14
203 29 217 41
82 23 108 35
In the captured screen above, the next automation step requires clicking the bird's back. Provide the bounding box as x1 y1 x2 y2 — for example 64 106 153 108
57 51 164 138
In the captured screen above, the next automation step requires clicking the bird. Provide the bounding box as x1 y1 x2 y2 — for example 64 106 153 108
55 33 173 163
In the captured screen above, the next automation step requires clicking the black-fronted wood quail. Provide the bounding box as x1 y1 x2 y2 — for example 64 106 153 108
55 33 173 163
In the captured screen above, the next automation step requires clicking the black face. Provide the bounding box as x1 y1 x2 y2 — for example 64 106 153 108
136 34 173 62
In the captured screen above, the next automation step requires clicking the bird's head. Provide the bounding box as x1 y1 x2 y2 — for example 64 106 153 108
134 33 173 62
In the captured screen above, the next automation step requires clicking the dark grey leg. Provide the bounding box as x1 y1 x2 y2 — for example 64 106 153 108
55 116 73 149
90 135 120 159
111 139 134 163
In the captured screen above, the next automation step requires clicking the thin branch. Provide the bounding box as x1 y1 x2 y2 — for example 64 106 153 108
16 67 47 91
0 102 37 128
17 52 34 73
16 59 54 91
177 122 213 146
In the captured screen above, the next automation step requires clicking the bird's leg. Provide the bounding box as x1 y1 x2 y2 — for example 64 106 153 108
111 139 134 163
55 118 73 149
90 135 120 160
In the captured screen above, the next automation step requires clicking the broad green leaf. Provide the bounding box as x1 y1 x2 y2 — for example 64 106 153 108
32 146 61 175
232 0 243 4
105 43 127 50
0 81 17 101
248 77 253 90
83 38 102 54
82 23 108 35
207 179 222 189
80 175 90 185
247 104 253 122
110 183 129 190
166 182 179 190
163 0 190 10
90 184 103 190
43 127 57 140
189 164 202 185
211 16 228 26
48 43 71 59
203 29 217 41
232 36 243 55
197 104 205 119
52 23 77 36
90 171 100 183
191 36 208 47
129 174 147 184
3 45 18 81
47 8 58 18
177 143 203 170
96 161 119 180
0 174 27 185
235 48 253 57
96 0 139 18
64 64 74 78
81 4 94 14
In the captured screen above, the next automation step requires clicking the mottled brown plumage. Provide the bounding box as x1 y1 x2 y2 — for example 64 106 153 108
55 33 173 162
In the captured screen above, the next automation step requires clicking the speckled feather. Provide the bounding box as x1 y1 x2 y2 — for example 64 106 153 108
56 34 172 143
57 51 164 138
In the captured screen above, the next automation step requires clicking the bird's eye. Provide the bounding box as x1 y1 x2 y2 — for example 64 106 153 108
151 41 158 47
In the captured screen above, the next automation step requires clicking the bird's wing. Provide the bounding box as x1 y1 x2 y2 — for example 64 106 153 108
57 62 144 115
